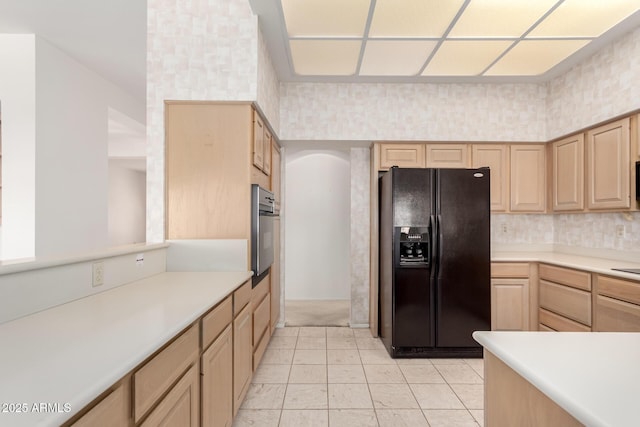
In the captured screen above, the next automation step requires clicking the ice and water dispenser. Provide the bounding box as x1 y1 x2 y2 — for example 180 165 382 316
396 226 430 267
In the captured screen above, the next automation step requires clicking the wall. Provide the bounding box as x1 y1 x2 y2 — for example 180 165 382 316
257 27 280 134
0 35 36 260
108 161 146 246
350 148 370 326
34 37 144 257
284 148 351 300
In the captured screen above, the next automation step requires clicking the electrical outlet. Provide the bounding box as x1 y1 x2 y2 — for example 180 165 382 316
92 261 104 287
501 223 508 233
616 225 625 238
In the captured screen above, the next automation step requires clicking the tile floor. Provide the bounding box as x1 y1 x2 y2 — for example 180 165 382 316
233 327 484 427
284 300 350 327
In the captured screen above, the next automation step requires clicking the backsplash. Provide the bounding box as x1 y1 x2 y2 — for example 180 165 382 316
491 214 554 248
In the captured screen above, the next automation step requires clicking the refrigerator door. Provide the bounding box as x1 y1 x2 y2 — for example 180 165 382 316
435 168 491 348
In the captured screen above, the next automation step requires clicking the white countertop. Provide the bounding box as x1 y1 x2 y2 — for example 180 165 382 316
492 251 640 282
0 271 252 427
474 331 640 427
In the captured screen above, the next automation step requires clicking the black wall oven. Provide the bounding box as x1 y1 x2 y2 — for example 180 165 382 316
251 185 278 286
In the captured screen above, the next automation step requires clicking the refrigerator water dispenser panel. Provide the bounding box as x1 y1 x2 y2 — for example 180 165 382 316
396 226 429 267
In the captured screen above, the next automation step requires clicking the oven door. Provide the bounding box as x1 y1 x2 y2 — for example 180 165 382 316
254 212 274 278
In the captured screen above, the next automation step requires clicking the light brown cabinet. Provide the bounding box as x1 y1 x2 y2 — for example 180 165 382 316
538 264 592 331
70 381 130 427
491 263 530 331
472 144 509 212
252 111 265 171
594 274 640 331
425 144 469 168
551 134 584 211
201 325 233 427
586 117 631 210
510 144 546 212
379 143 426 169
233 303 252 415
262 129 272 176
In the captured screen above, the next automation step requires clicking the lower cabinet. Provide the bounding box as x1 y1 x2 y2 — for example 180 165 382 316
201 325 233 427
594 274 640 332
490 263 530 331
233 303 253 415
70 380 130 427
538 264 592 331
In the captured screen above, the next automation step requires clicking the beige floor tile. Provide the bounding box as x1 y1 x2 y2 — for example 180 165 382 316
375 409 429 427
296 336 327 349
410 384 465 410
279 409 329 427
450 384 484 410
359 349 397 365
423 409 479 427
429 358 467 365
435 365 483 384
469 409 484 427
261 348 294 365
328 364 367 383
329 409 379 427
352 329 374 338
356 337 385 350
298 327 327 337
326 327 355 338
232 409 281 427
240 384 287 409
464 359 484 379
252 364 291 383
273 326 299 337
268 336 297 349
399 364 445 383
283 384 328 409
395 358 433 365
363 364 405 383
327 349 361 364
328 383 373 409
293 349 327 365
369 384 419 409
289 364 327 383
327 337 358 349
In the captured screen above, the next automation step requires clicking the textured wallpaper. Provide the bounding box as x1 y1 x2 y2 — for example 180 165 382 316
146 0 259 242
491 214 555 246
350 148 370 326
546 27 640 140
279 82 547 142
554 212 640 252
257 27 281 135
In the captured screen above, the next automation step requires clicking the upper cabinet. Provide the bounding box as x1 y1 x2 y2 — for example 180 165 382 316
472 144 509 212
586 117 630 210
262 129 272 176
510 145 546 212
552 134 584 212
379 143 425 170
252 111 264 171
426 144 469 168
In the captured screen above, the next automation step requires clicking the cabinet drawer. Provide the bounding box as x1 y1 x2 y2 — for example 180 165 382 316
70 381 129 427
538 323 555 332
597 275 640 305
252 273 270 307
539 280 592 326
539 264 591 291
539 308 591 332
253 293 270 346
133 323 199 422
234 280 251 315
202 296 232 351
491 263 529 278
595 295 640 332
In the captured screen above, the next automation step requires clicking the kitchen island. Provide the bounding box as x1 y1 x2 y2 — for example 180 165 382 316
473 331 640 427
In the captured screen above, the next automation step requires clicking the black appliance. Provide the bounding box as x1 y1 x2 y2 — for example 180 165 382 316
379 167 490 358
251 185 278 287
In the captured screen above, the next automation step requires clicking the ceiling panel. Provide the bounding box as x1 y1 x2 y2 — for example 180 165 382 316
360 40 437 75
485 39 590 76
281 0 371 37
449 0 558 38
290 40 362 75
528 0 640 37
368 0 466 38
423 40 513 76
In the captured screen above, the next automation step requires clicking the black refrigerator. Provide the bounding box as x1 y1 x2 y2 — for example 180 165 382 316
379 167 490 358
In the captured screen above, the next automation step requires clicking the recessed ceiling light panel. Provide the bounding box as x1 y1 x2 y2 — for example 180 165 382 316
448 0 558 38
369 0 466 38
360 40 437 75
528 0 640 37
423 40 512 76
281 0 371 37
290 40 362 75
485 39 590 75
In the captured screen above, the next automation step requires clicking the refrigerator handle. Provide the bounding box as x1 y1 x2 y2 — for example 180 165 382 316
429 215 437 268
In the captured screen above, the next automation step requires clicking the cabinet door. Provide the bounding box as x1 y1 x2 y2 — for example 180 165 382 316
253 111 265 170
586 117 630 209
271 145 281 210
491 278 529 331
594 295 640 332
426 144 469 168
539 280 591 326
71 381 129 427
140 364 199 427
472 145 509 212
271 217 281 332
201 325 233 427
510 145 546 212
379 143 425 170
233 304 252 415
552 134 584 211
262 129 272 176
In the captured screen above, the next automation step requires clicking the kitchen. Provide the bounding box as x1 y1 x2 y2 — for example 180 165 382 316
1 0 640 426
